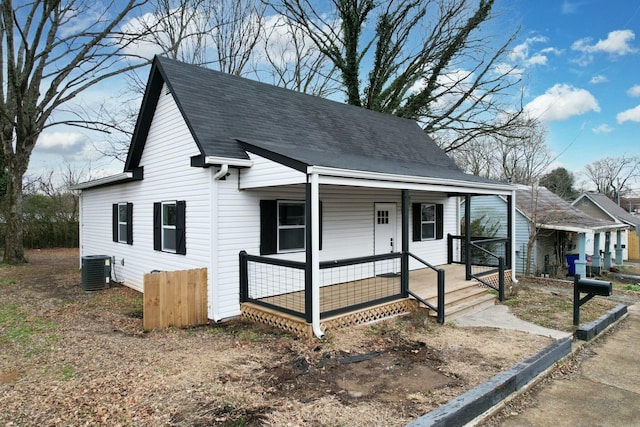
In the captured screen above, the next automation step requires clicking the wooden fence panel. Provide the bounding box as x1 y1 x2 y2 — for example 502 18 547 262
143 268 208 330
629 231 639 261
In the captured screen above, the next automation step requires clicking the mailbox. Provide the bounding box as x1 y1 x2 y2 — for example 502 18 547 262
576 278 612 296
573 275 613 326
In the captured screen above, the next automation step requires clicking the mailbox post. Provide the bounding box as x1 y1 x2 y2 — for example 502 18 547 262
573 274 612 326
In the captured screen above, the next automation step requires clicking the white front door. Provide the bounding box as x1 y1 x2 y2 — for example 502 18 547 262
374 203 397 254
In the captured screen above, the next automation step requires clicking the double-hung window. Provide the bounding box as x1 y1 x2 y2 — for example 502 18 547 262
162 202 177 252
112 203 133 245
412 203 444 241
420 203 436 240
153 201 186 255
278 201 305 252
259 199 322 255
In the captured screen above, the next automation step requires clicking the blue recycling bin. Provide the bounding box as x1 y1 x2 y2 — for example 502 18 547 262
566 254 579 276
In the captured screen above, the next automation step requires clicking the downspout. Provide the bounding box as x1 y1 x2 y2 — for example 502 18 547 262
310 172 323 338
510 188 519 284
209 164 229 322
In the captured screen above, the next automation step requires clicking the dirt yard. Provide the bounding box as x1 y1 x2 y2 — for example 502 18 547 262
0 249 622 426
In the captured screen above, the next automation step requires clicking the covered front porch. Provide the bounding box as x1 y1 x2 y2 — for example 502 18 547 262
240 237 512 337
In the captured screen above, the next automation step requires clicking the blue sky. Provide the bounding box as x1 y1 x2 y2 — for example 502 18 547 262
497 0 640 185
27 0 640 191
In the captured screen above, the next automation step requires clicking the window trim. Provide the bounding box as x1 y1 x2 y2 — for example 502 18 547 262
412 202 443 242
420 203 436 241
112 202 133 245
153 200 186 255
161 201 177 253
277 200 306 253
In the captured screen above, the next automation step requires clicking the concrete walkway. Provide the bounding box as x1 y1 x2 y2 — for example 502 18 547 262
453 304 572 340
497 303 640 427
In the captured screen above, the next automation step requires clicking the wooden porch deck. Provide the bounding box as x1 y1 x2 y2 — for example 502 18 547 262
242 264 502 337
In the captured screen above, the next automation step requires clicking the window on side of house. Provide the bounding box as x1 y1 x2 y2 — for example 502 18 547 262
112 202 133 245
162 201 177 252
412 203 444 242
153 201 186 255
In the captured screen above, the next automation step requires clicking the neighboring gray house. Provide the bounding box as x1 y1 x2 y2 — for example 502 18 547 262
464 185 625 277
573 192 640 261
73 56 516 337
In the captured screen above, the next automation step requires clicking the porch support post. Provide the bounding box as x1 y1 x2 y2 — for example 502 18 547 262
603 231 612 270
401 189 409 297
593 232 601 275
308 173 323 338
575 232 587 278
465 194 472 280
509 189 518 284
615 229 624 265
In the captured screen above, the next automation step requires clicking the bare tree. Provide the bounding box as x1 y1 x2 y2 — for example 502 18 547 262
271 0 523 152
453 115 550 184
495 116 550 184
583 155 640 204
1 0 147 264
256 15 339 97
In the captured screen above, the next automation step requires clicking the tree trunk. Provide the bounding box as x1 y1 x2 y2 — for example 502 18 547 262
2 153 28 264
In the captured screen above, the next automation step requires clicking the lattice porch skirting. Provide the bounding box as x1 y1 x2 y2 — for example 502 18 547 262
241 299 418 338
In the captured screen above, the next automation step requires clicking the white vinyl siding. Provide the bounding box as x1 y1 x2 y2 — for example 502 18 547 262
79 84 211 296
240 153 306 188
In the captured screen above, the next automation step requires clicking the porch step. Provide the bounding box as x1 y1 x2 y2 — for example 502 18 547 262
419 281 497 321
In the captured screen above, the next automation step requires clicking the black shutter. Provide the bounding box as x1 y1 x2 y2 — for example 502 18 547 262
176 201 186 255
112 204 118 242
126 203 134 245
436 203 444 240
412 203 422 241
153 202 161 251
260 200 277 255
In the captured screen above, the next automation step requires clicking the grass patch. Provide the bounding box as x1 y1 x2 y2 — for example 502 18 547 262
0 303 58 356
620 284 640 292
501 285 618 332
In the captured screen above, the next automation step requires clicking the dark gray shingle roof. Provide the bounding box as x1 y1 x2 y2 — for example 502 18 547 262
515 185 623 231
125 56 505 186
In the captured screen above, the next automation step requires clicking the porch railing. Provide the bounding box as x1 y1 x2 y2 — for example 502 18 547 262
239 251 403 322
448 234 507 301
406 252 445 324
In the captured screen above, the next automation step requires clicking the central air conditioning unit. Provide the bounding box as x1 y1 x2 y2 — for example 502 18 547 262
81 255 112 291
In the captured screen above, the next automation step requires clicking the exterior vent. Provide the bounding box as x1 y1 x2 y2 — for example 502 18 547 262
81 255 112 291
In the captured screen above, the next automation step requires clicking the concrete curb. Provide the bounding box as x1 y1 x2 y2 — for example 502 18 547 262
406 303 631 427
405 337 572 427
576 304 628 341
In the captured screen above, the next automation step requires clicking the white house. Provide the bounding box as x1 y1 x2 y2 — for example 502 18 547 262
73 56 517 337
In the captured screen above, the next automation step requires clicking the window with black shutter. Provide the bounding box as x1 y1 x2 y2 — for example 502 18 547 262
412 203 444 241
112 202 133 245
153 200 186 254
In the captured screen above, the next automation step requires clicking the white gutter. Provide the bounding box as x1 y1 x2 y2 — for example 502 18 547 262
212 164 229 180
310 172 324 338
307 165 514 194
205 156 253 168
70 172 133 190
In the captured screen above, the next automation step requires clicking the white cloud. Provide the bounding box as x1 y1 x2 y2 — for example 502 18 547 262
508 36 555 67
524 84 600 122
627 85 640 97
592 124 613 134
562 1 578 14
36 132 89 155
572 30 636 64
617 105 640 123
590 75 608 84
